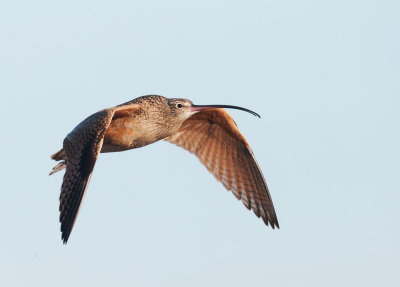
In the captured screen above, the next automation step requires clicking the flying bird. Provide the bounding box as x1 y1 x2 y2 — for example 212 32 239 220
50 95 279 243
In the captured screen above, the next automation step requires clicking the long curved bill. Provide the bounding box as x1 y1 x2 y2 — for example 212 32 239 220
190 104 261 118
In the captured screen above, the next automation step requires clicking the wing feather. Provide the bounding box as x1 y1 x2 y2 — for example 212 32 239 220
165 109 279 228
59 104 139 243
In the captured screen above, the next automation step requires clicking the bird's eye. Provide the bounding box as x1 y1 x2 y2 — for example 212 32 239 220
176 103 183 108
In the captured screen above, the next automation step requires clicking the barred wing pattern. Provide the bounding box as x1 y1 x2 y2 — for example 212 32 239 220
165 109 279 228
59 104 139 243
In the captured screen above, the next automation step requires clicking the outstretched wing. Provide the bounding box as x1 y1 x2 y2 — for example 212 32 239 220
165 109 279 228
59 104 139 243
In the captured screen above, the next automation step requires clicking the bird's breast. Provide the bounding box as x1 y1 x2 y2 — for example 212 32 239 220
103 117 165 151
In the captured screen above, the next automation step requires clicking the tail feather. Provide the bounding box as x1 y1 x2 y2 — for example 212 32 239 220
50 148 67 175
49 161 67 175
51 149 66 161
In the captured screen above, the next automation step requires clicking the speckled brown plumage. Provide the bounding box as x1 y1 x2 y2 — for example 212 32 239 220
165 109 278 228
50 95 278 243
55 104 140 243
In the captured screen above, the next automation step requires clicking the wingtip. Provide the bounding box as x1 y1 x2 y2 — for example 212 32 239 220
262 215 279 230
62 234 69 244
270 223 278 230
271 217 280 229
61 225 71 244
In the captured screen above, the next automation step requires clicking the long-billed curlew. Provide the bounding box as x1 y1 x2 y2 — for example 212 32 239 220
50 95 279 243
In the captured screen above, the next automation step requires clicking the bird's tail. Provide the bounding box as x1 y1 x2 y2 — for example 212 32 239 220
49 149 67 175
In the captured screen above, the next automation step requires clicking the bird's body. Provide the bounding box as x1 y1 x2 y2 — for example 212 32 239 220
51 95 279 243
103 96 184 151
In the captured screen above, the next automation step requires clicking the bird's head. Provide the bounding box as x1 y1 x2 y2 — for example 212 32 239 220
168 97 260 123
167 98 195 122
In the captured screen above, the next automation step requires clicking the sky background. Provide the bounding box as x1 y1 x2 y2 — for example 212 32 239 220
1 0 399 286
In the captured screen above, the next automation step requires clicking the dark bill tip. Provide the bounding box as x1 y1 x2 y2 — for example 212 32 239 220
191 104 261 118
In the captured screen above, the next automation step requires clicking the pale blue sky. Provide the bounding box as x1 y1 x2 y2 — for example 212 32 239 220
1 0 399 286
